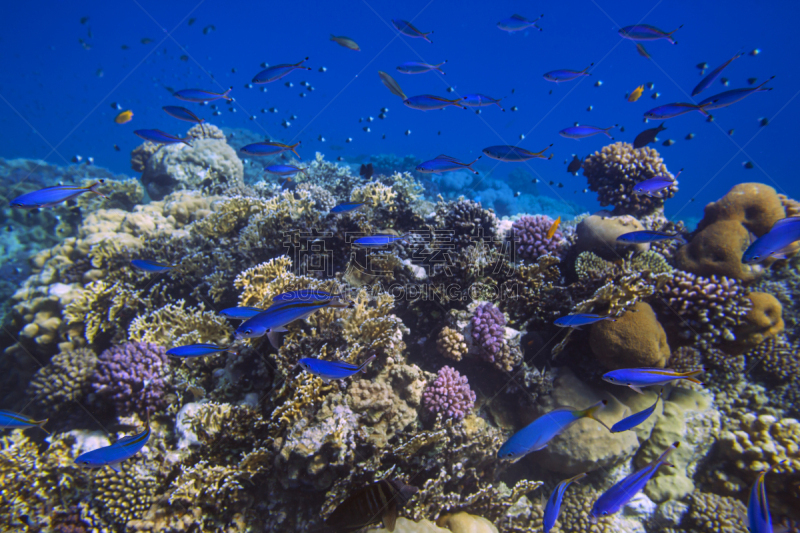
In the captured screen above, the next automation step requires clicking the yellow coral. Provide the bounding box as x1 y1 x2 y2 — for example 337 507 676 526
436 327 467 361
350 181 397 209
269 372 334 431
234 255 341 309
128 299 233 346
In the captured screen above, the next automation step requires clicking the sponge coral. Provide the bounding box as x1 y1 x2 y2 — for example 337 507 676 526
91 341 170 417
582 142 677 216
422 366 476 421
509 215 563 262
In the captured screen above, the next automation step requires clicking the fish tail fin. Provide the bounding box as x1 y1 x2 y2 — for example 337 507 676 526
424 31 433 43
436 60 447 73
658 442 680 463
578 399 608 421
467 155 482 169
290 141 301 157
359 354 377 373
88 180 107 198
756 75 776 91
297 57 310 66
696 102 712 116
223 86 233 101
682 369 704 384
182 137 193 147
34 418 50 435
582 63 594 74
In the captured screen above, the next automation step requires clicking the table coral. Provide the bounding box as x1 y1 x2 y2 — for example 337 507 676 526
422 366 477 421
91 341 170 417
509 215 563 262
582 142 677 216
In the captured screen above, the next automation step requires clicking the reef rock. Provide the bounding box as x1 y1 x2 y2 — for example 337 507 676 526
575 213 649 259
636 388 720 502
590 302 671 369
536 368 639 475
141 138 243 200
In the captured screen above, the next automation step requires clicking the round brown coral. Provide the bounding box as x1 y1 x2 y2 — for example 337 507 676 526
683 490 748 533
93 461 157 526
723 292 784 355
590 302 671 369
582 142 677 216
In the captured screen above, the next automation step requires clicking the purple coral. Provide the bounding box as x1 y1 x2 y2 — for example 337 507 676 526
471 302 506 363
91 342 170 417
422 366 476 421
510 215 562 262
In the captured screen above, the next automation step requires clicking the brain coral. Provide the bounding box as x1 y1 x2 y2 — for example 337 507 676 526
27 347 97 416
91 341 170 417
509 215 563 262
582 142 677 216
590 301 671 369
422 366 476 421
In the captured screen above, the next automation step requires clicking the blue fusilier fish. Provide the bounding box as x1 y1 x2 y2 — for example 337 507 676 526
173 87 232 102
167 343 236 358
74 423 151 472
220 307 263 320
131 259 174 273
559 125 616 140
461 94 504 110
543 473 587 533
403 95 466 111
252 57 311 84
748 461 784 533
162 106 206 136
265 164 306 177
416 155 481 175
353 234 407 247
610 389 663 433
616 231 686 244
0 410 48 434
602 368 703 393
396 61 446 74
235 299 353 339
498 401 607 461
543 64 592 83
554 314 616 329
632 171 680 197
644 102 713 119
392 19 433 43
591 442 679 521
240 141 301 157
273 290 339 302
134 129 192 146
618 24 682 44
482 144 554 162
10 181 105 209
692 53 742 96
699 77 775 111
742 216 800 263
297 355 377 383
497 14 543 32
330 202 366 214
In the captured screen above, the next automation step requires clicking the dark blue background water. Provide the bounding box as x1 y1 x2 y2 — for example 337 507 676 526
1 0 797 220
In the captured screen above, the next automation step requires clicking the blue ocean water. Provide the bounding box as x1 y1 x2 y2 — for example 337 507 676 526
2 2 800 532
1 0 797 218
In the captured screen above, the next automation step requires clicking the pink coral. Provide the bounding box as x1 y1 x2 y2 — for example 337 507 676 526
422 366 476 421
509 215 562 262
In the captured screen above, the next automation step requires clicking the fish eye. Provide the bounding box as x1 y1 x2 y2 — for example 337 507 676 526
245 329 252 335
602 511 608 516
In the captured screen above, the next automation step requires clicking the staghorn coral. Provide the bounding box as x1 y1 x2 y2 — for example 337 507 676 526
583 142 677 216
658 270 751 349
26 346 97 415
508 215 563 262
128 299 233 347
436 326 468 361
91 341 170 417
422 366 477 421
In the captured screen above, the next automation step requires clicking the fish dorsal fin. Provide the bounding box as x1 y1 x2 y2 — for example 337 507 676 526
511 14 528 20
435 154 461 162
383 501 398 531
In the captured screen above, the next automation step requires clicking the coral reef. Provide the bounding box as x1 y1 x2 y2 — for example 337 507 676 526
422 366 477 421
26 346 97 418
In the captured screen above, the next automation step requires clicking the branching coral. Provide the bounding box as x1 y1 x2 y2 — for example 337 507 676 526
422 366 477 421
436 326 468 362
583 142 677 216
469 302 520 371
509 215 563 262
128 299 232 347
91 341 170 417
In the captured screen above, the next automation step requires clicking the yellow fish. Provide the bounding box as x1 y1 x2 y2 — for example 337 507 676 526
115 110 133 124
628 86 644 102
546 216 561 240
